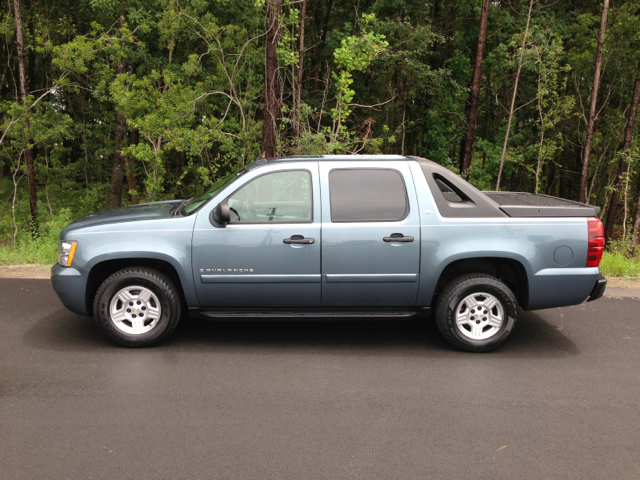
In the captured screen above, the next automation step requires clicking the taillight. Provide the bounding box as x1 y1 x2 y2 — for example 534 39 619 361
586 217 604 267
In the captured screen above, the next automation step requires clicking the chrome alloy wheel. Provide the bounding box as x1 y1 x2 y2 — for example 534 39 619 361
109 285 162 335
455 292 504 341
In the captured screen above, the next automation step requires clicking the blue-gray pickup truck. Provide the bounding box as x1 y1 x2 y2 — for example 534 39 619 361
51 155 607 351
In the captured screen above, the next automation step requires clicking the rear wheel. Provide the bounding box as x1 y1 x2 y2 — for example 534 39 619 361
434 273 518 352
93 267 182 347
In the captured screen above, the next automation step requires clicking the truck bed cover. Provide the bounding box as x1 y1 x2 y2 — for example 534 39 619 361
483 192 600 217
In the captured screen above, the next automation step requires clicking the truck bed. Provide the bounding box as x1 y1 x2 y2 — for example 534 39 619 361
483 192 600 217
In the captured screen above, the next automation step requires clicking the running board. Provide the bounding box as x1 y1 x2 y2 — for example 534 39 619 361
191 308 423 319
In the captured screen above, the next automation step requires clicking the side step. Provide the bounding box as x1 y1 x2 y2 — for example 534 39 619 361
190 308 424 319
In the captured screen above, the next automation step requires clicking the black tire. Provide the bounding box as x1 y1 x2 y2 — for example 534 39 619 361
434 273 518 352
93 267 182 347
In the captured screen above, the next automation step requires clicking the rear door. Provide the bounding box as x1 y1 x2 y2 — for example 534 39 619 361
319 161 421 307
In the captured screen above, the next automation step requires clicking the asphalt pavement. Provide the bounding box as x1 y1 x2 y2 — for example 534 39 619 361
1 278 639 479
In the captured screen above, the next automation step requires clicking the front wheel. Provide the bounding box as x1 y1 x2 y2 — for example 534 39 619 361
434 273 518 352
93 267 182 347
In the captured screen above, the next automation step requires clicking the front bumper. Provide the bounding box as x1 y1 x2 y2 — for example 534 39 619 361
51 263 91 316
587 275 607 302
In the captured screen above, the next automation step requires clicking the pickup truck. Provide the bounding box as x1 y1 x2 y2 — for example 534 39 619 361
51 155 607 352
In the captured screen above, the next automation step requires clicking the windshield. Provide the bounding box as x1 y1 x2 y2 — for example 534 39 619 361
181 167 247 215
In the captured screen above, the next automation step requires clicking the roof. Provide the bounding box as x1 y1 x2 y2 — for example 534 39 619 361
245 154 436 171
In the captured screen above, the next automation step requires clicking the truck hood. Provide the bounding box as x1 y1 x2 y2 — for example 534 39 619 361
62 200 182 233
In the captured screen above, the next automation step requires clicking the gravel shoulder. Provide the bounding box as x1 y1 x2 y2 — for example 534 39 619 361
0 264 51 279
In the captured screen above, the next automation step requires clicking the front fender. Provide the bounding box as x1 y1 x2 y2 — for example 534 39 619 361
83 251 198 307
65 217 198 307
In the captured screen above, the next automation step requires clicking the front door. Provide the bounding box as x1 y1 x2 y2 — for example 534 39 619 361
319 161 421 307
192 163 321 307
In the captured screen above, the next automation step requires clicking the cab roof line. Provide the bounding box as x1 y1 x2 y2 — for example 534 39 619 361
245 154 414 170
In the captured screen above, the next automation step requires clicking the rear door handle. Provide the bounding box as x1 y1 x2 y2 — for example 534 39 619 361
383 233 414 243
284 235 315 245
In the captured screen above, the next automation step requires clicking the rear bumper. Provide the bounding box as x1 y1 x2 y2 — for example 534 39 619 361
51 263 91 316
527 267 600 310
587 275 607 302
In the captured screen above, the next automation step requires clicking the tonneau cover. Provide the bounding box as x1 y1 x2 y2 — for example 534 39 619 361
483 192 600 217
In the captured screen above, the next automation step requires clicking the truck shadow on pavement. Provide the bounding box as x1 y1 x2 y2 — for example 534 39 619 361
23 308 579 358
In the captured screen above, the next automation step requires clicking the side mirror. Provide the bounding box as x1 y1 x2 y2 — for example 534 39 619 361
210 200 230 227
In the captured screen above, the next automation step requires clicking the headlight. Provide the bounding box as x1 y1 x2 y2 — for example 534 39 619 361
58 240 78 267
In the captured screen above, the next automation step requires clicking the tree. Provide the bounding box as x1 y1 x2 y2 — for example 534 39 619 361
262 0 282 158
604 62 640 245
293 0 307 142
578 0 610 203
3 0 640 260
461 0 490 177
12 0 38 235
107 60 128 210
496 0 534 191
106 14 129 210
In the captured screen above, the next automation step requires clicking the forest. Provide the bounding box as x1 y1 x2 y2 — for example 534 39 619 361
1 0 640 272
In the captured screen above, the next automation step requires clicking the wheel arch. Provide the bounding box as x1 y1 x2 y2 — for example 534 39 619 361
85 257 188 316
433 256 530 309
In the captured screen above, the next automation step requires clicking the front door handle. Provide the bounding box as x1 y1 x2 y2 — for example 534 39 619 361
383 233 414 243
284 235 315 245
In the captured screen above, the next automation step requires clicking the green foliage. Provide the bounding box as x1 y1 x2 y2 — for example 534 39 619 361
0 235 58 265
599 252 640 279
3 0 640 265
331 14 388 129
0 203 73 265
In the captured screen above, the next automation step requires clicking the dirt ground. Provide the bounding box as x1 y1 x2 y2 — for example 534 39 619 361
1 264 639 289
0 265 51 279
605 278 640 289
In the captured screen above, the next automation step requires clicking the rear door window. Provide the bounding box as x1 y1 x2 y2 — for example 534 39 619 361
329 168 409 222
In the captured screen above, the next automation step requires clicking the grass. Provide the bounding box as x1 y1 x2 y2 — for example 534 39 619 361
0 236 58 266
598 252 640 279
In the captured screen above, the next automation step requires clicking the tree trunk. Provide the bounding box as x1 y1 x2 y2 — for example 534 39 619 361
632 196 640 254
579 0 609 203
107 56 128 210
461 0 490 177
124 157 134 194
308 0 320 95
394 101 405 155
125 130 138 201
393 67 405 155
310 0 334 96
496 0 533 191
262 0 282 159
604 62 640 245
13 0 38 235
107 109 127 209
293 0 307 142
80 88 90 188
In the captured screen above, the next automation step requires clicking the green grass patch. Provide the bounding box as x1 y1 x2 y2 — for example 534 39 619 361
0 235 58 265
599 252 640 279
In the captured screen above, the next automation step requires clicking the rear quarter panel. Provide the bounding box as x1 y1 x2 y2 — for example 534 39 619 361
408 162 597 310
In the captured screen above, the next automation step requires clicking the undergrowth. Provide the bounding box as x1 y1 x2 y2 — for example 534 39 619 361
0 236 58 265
0 207 72 266
599 252 640 279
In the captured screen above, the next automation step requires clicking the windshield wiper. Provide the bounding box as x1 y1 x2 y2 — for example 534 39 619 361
171 197 194 217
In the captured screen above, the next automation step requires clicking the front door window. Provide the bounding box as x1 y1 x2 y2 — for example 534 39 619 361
227 170 312 223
